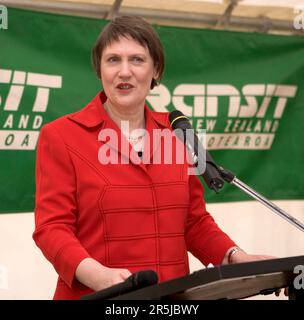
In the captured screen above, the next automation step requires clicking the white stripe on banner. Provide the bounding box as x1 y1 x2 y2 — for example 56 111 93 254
206 133 275 150
0 130 40 150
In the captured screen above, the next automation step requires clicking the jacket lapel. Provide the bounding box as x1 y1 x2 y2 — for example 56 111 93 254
67 92 170 169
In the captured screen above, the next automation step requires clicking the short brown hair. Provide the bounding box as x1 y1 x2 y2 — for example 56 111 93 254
92 16 164 89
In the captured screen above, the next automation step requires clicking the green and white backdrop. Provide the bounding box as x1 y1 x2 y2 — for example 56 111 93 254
0 8 303 299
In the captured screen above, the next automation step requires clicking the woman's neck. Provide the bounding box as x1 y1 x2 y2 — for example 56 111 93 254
103 100 145 135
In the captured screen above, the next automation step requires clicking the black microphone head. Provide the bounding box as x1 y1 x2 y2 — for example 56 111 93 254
169 110 225 193
169 110 192 130
133 270 158 288
169 110 184 123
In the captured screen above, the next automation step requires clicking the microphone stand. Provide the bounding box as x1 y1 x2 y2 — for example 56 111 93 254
203 160 304 233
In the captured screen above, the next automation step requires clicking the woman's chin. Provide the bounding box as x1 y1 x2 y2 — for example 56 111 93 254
114 97 144 109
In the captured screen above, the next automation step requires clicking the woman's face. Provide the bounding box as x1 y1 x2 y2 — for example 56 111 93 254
100 36 157 111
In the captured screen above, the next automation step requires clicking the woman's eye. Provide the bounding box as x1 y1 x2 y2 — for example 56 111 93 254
132 56 144 63
108 56 119 63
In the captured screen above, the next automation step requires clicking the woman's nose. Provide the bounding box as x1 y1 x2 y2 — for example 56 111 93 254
118 61 132 78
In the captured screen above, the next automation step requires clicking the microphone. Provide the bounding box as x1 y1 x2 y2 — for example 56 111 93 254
169 110 225 192
80 269 158 300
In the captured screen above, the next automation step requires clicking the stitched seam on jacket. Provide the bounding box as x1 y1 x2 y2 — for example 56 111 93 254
106 260 186 267
101 204 188 214
98 186 111 266
104 182 187 188
65 145 110 184
105 232 185 241
97 186 108 266
150 184 160 274
54 241 81 266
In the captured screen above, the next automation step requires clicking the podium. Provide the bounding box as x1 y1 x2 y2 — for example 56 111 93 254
110 256 304 300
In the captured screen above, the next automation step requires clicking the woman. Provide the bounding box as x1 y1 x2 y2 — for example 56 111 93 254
33 16 274 300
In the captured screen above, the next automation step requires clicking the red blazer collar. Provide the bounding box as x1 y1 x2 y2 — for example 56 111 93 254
67 91 170 129
67 92 108 128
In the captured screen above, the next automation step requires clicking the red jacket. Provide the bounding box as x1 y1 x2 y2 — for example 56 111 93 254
33 92 236 300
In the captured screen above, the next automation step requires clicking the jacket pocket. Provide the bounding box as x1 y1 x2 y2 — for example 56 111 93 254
99 185 157 266
99 183 189 267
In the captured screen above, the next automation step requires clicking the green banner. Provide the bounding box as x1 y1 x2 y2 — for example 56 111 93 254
1 7 304 213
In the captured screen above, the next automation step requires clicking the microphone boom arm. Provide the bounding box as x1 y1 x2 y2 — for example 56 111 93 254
168 110 304 233
208 163 304 233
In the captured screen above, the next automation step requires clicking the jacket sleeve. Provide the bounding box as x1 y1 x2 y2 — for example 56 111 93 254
185 174 237 266
33 124 91 288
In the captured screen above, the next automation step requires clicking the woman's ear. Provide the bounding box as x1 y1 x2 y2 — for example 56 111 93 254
153 66 159 81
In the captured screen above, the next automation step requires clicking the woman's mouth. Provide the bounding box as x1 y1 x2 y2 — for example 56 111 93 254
116 83 134 90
